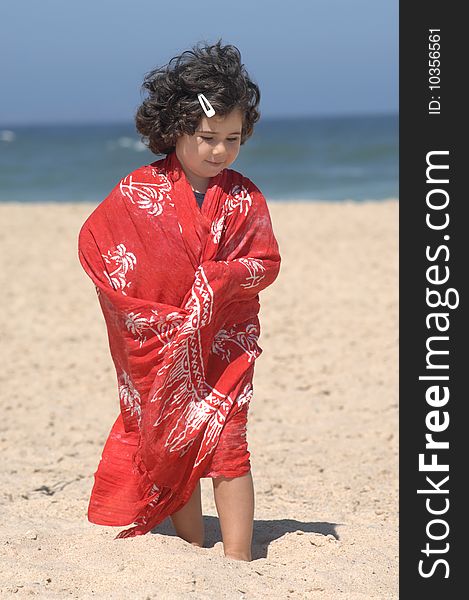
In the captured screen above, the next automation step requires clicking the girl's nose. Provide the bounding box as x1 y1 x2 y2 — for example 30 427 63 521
212 141 227 155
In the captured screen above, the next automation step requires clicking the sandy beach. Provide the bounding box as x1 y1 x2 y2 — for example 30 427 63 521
0 199 398 599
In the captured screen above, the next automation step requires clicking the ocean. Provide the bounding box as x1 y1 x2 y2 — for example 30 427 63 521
0 114 397 203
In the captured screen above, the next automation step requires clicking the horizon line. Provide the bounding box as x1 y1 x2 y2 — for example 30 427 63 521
0 110 398 129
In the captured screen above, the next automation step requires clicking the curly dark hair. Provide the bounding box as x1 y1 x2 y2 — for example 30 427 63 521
135 40 261 155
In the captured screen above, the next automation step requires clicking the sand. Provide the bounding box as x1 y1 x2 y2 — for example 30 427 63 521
0 199 398 599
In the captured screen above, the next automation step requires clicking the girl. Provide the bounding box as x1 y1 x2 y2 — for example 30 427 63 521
78 40 281 562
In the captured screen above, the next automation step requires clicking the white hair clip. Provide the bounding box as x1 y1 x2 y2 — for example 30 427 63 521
197 93 216 118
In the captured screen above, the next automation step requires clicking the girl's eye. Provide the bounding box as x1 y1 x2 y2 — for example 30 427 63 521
199 136 239 142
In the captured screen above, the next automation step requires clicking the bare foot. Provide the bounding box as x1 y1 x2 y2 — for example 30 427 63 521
224 551 252 562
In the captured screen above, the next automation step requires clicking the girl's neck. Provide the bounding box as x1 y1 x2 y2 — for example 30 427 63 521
175 148 210 193
187 175 209 194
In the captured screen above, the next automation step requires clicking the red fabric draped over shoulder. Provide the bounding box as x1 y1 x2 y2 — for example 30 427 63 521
78 151 281 538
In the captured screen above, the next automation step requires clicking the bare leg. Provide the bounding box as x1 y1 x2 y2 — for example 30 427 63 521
212 470 254 561
170 480 204 547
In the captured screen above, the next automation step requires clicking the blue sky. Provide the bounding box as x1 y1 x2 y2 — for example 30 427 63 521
0 0 397 125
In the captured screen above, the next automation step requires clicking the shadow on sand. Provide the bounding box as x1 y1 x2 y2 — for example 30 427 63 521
152 517 341 559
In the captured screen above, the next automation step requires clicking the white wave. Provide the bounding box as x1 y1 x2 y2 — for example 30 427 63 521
134 140 147 152
0 130 16 142
106 137 148 152
117 136 134 148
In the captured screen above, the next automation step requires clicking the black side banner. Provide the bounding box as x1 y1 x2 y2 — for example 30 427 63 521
400 3 465 596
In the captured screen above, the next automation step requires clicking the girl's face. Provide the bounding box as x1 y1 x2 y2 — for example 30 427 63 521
175 108 243 191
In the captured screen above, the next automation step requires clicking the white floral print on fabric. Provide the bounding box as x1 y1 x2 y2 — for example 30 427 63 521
158 385 234 468
149 265 216 411
101 243 136 295
146 263 240 463
118 370 142 427
180 266 215 331
119 172 173 216
211 215 225 244
138 255 262 465
236 257 266 289
134 482 162 527
193 390 233 467
224 184 253 216
235 382 253 410
208 184 253 246
211 322 261 364
124 309 184 349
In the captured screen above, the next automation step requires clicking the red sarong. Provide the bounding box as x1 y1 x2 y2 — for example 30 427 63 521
78 151 281 538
